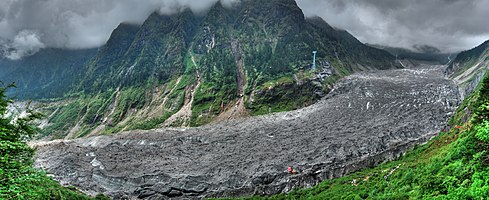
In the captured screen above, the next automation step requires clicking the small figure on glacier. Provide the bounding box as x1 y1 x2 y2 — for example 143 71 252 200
287 166 298 174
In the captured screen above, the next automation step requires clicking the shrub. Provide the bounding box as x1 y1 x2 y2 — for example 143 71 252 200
475 120 489 143
0 83 105 199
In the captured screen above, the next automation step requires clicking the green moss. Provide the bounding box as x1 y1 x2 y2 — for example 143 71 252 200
190 81 228 126
0 167 108 200
259 75 294 90
128 112 174 130
249 75 320 116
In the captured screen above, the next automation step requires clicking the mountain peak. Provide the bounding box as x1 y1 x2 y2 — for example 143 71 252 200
2 0 397 136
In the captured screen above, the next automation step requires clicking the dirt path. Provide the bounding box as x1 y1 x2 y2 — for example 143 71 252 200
86 88 121 137
34 65 460 199
163 55 201 127
103 88 121 124
159 76 183 111
38 106 60 129
163 77 201 127
215 40 249 122
145 75 183 118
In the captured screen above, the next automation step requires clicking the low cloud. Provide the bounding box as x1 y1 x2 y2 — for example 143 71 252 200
296 0 489 53
1 0 488 60
0 0 240 60
3 30 45 60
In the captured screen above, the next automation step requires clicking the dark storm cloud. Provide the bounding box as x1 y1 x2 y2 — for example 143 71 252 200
0 0 488 60
296 0 489 53
0 0 239 60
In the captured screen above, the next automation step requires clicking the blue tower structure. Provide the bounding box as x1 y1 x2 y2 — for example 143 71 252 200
312 50 317 69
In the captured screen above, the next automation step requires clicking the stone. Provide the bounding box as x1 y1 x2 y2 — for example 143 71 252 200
167 189 183 197
151 183 171 194
136 189 156 199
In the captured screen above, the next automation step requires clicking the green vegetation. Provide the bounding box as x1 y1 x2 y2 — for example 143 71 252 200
41 99 84 138
225 72 489 199
0 48 97 99
0 83 106 199
127 112 174 130
191 81 226 126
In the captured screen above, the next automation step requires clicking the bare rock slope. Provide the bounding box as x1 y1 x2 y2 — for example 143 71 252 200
34 65 460 199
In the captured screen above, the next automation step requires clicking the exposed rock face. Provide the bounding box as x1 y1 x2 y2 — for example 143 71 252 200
33 65 460 199
461 71 487 99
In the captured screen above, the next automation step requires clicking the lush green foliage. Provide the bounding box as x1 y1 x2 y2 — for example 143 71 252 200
0 83 106 199
475 120 489 143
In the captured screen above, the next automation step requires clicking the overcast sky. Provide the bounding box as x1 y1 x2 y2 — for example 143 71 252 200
1 0 488 60
297 0 489 54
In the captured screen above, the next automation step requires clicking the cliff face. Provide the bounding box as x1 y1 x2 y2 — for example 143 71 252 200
34 65 458 199
446 40 489 98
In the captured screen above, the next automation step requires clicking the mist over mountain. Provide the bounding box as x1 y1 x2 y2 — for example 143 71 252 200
2 0 489 60
297 0 489 53
0 0 240 60
368 44 455 64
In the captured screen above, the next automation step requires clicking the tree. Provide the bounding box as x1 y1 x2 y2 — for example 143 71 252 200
0 82 105 199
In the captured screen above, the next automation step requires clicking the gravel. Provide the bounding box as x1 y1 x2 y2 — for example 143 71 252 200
34 65 460 199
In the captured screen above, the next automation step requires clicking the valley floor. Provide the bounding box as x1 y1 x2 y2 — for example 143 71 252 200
33 65 460 199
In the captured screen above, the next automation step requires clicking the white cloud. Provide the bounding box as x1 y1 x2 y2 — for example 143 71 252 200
0 0 243 60
296 0 489 53
4 30 45 60
0 0 488 59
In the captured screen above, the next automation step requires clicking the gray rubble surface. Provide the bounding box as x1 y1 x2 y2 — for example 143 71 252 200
34 65 460 199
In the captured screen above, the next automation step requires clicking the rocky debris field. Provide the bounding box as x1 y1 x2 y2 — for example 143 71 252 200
34 65 460 199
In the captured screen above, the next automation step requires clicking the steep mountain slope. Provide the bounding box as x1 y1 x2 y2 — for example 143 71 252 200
0 48 97 99
79 23 141 92
446 40 489 97
31 0 398 139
